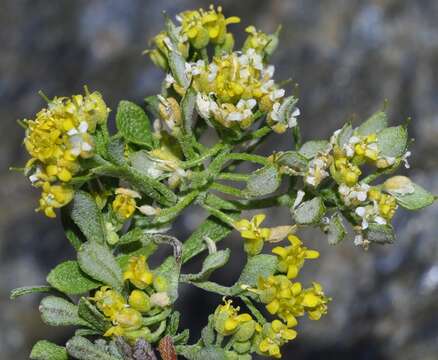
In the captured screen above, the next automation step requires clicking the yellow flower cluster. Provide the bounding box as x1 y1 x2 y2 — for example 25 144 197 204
256 275 329 327
193 49 285 129
179 5 240 49
23 90 109 217
257 320 297 358
331 150 362 187
234 214 271 255
112 188 141 220
90 255 170 340
213 299 253 336
272 235 320 279
368 188 397 221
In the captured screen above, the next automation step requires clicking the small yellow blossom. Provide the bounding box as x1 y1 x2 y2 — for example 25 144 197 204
128 290 151 313
272 235 319 279
90 286 126 320
256 275 301 327
368 188 397 221
180 6 240 49
37 182 74 218
234 214 271 255
243 26 270 54
112 188 141 219
301 282 330 320
104 307 143 337
123 255 154 289
213 299 253 336
331 154 361 186
353 133 379 163
257 320 297 359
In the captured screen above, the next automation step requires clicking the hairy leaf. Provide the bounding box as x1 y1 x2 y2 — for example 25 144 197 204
10 285 52 300
78 297 111 332
39 296 88 327
299 140 330 159
66 336 120 360
293 197 326 225
245 165 281 197
30 340 68 360
181 249 230 282
357 111 388 136
78 242 123 291
116 100 153 147
327 213 346 245
237 254 278 287
391 182 436 210
47 261 100 295
377 126 408 158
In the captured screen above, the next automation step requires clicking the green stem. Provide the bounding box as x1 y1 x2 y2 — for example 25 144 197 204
210 182 245 198
217 172 250 182
233 193 292 209
201 203 236 226
142 308 172 326
152 190 199 224
180 142 224 169
240 296 267 325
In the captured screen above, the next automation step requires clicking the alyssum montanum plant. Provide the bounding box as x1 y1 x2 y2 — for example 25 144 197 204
11 6 436 360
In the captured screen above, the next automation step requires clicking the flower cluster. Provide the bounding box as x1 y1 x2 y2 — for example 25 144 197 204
23 90 109 217
90 255 169 341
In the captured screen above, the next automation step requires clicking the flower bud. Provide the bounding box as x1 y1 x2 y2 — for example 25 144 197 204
129 290 151 313
384 176 414 195
232 340 252 354
233 319 257 342
150 292 171 308
153 275 168 292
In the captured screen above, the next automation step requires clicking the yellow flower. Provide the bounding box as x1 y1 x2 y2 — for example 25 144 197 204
243 26 270 54
257 320 297 359
213 299 253 336
180 6 240 49
300 282 330 320
104 308 143 337
90 286 126 320
331 155 361 186
272 235 319 279
368 188 397 221
256 275 302 328
37 182 74 218
234 214 271 255
123 255 154 289
128 290 151 313
112 188 141 219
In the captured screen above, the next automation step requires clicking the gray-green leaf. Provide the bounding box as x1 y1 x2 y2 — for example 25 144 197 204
69 191 106 244
245 165 281 197
181 249 230 282
337 123 353 147
168 50 190 88
78 242 123 291
154 256 180 302
66 336 120 360
39 296 88 327
377 126 408 158
292 197 326 225
30 340 68 360
365 223 395 244
116 100 153 147
276 151 308 173
299 140 330 159
78 297 111 332
47 261 101 295
237 254 278 287
357 111 388 136
327 213 346 245
391 182 436 210
10 285 52 300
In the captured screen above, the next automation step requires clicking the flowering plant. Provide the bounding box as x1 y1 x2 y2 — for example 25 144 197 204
11 6 436 360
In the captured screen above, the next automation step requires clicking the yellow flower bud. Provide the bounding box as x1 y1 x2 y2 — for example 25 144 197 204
128 290 151 313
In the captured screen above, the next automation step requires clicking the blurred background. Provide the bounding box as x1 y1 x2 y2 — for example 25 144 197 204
1 0 438 359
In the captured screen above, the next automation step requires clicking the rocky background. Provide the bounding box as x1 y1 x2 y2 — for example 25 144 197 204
1 0 438 359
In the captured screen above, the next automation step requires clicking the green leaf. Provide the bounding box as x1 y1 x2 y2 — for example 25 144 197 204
391 183 436 210
61 207 83 251
292 197 326 225
357 111 388 136
245 165 281 197
47 261 101 295
78 297 111 332
166 311 181 336
299 140 330 159
193 346 228 360
237 254 278 287
30 340 68 360
106 137 126 166
39 296 88 327
115 100 153 147
154 256 180 302
377 126 408 158
66 336 120 360
182 216 234 263
327 213 346 245
176 345 203 360
145 95 160 119
181 249 230 282
78 242 123 291
181 87 196 134
276 151 308 173
365 223 395 244
337 123 353 147
10 285 52 300
69 191 106 244
168 50 190 89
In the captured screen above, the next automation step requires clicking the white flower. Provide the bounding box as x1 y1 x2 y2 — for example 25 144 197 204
68 121 93 156
207 63 218 81
196 93 214 120
164 73 175 88
402 151 411 168
293 190 306 209
225 99 256 123
137 205 159 216
269 88 285 101
288 108 300 128
115 188 141 199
